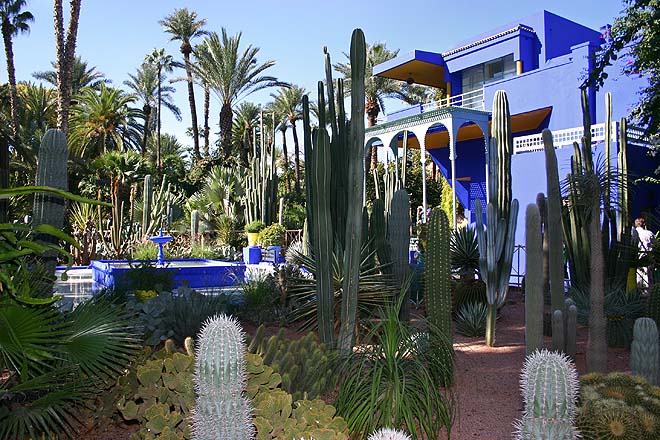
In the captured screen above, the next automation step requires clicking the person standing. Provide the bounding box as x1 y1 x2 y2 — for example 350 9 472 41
635 217 655 290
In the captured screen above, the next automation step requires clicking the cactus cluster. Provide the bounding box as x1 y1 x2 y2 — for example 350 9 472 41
514 349 580 439
475 90 519 347
630 317 659 386
244 114 279 226
578 372 660 439
425 207 453 383
301 29 366 353
191 315 254 440
248 326 337 401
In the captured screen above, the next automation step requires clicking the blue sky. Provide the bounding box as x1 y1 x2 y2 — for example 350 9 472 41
2 0 625 154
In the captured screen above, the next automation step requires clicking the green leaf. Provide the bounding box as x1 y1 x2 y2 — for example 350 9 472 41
0 186 111 207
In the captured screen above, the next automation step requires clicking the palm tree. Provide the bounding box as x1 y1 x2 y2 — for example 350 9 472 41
193 43 212 157
192 29 285 162
232 101 259 165
68 84 143 160
335 42 418 170
53 0 82 134
145 48 175 170
1 0 33 145
124 63 181 154
159 8 208 161
271 85 305 191
32 56 109 95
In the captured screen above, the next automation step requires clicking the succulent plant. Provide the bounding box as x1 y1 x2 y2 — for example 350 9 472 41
630 317 659 386
455 302 488 337
367 427 412 440
191 314 254 440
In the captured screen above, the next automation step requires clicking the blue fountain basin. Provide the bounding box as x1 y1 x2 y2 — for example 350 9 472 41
90 259 246 290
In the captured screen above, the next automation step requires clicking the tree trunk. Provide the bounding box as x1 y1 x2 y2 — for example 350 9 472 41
365 99 379 171
203 83 210 157
2 19 19 145
54 0 82 134
280 128 291 192
156 66 162 171
183 50 200 160
142 103 151 155
0 133 8 223
291 120 301 192
220 102 233 159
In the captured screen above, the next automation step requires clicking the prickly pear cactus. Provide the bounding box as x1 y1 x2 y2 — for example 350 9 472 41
192 314 254 440
630 317 659 386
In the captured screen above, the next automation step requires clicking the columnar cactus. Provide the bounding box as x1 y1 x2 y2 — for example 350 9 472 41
648 284 660 331
390 189 411 319
191 209 199 246
243 118 279 226
514 349 580 440
301 29 366 354
630 317 659 385
369 199 392 272
32 129 69 280
475 90 519 347
426 207 453 383
142 174 152 237
192 314 254 440
368 427 412 440
565 301 577 360
525 203 543 356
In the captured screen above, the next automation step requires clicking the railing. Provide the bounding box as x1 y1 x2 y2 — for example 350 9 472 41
380 88 486 123
512 122 616 154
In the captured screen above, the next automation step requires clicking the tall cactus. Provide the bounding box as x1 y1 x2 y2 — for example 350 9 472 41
33 129 69 278
191 209 199 246
587 193 607 373
192 314 254 440
525 203 543 356
426 207 453 384
390 189 411 320
514 350 580 440
370 198 392 273
243 118 279 226
475 90 519 346
630 317 659 385
301 29 366 355
142 174 152 237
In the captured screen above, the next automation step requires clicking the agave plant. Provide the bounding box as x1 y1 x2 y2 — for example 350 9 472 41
455 302 488 337
286 241 397 334
450 226 479 279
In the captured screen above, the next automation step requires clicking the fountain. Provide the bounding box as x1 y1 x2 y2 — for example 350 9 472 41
149 228 173 267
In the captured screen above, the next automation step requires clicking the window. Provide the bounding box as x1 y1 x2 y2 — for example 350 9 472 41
462 54 516 94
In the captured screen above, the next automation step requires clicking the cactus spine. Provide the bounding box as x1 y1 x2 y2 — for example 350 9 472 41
630 317 659 385
390 189 411 320
426 207 453 383
142 174 152 237
192 314 254 440
514 349 580 440
33 129 69 277
525 203 543 356
475 90 519 347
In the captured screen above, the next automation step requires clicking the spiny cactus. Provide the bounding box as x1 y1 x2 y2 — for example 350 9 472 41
390 189 411 319
191 209 199 246
191 314 254 440
514 349 580 440
367 427 412 440
33 129 69 278
525 203 544 356
426 207 453 384
630 317 659 386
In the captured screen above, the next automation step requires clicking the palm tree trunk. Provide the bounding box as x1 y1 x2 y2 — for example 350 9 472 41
280 129 291 192
291 121 301 192
220 102 233 160
366 103 379 172
0 133 8 223
203 83 210 157
54 0 82 134
157 67 162 171
2 19 19 144
142 104 151 155
184 51 200 160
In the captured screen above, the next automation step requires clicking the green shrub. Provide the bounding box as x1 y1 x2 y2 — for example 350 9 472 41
455 302 488 337
245 220 266 233
240 270 280 325
258 223 286 247
121 260 175 293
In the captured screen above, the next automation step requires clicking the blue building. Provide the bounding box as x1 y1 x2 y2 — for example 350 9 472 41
365 10 658 259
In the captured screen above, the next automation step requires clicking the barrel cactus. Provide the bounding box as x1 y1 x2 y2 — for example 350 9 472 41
630 317 659 386
368 427 412 440
514 349 580 439
191 314 254 440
